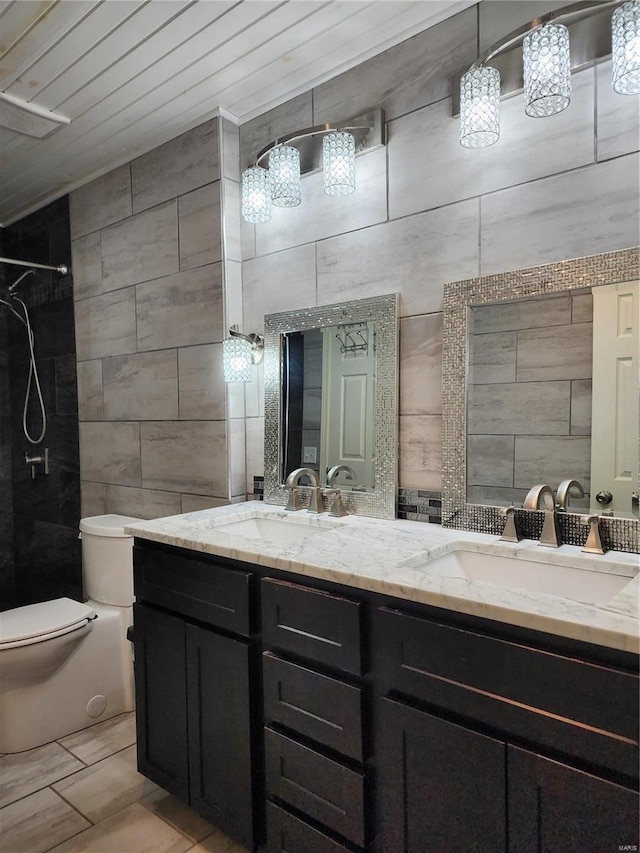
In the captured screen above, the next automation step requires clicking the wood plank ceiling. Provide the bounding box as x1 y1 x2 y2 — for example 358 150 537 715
0 0 473 226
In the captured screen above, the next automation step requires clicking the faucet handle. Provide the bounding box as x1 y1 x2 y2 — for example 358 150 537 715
285 486 304 511
324 489 349 518
580 514 608 555
498 506 522 543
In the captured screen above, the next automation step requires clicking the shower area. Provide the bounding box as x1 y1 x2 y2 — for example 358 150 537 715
0 197 82 611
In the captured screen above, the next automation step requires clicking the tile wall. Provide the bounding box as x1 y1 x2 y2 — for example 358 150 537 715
70 117 246 520
238 1 639 497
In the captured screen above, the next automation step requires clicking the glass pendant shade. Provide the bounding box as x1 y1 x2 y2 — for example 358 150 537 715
523 23 571 117
223 336 252 382
241 166 271 224
612 0 640 95
459 67 501 148
269 145 301 207
322 131 356 196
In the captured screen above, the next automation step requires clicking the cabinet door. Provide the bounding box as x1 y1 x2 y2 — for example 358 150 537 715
133 603 189 801
508 746 639 853
186 624 254 850
376 698 507 853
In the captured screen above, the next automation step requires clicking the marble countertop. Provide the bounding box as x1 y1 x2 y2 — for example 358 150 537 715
125 501 640 654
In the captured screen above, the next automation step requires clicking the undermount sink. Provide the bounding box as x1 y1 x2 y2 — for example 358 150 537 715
429 549 634 605
212 514 341 546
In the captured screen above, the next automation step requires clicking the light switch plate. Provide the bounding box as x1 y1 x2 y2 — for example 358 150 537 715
303 446 317 464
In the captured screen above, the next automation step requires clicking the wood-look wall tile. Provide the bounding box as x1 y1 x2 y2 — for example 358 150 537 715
71 232 102 300
570 378 592 435
81 481 106 518
101 201 179 291
302 388 321 430
181 494 228 513
317 199 479 317
388 69 594 220
467 435 515 487
79 422 141 486
243 244 316 333
178 344 225 420
471 294 571 334
400 313 443 415
74 287 136 361
131 119 219 213
468 331 516 385
244 360 264 419
178 183 222 271
136 263 223 351
103 351 179 421
106 485 181 520
77 360 103 421
69 164 132 239
399 414 442 490
221 117 240 180
245 417 265 493
514 435 591 490
223 178 242 262
597 60 640 161
239 92 312 172
467 382 571 435
467 485 529 507
141 421 227 495
516 323 592 381
571 292 593 323
313 6 477 124
255 147 387 255
480 154 640 274
478 1 559 53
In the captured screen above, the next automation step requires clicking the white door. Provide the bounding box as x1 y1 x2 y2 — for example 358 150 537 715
320 322 376 489
590 280 639 515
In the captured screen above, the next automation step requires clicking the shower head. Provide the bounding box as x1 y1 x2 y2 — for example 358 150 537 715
7 268 35 294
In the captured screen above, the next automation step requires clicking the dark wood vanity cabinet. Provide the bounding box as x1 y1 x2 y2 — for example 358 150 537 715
133 539 639 853
133 544 256 851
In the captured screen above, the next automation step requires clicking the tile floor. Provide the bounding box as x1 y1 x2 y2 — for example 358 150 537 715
0 712 249 853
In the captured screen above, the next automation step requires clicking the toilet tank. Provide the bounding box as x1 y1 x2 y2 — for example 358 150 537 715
79 515 143 606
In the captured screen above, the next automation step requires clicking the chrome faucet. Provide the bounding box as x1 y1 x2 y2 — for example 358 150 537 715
326 464 356 487
498 506 522 542
523 484 562 548
581 514 608 555
285 467 323 513
556 479 584 512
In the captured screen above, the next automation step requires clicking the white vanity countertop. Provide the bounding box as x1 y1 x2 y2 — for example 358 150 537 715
125 502 640 654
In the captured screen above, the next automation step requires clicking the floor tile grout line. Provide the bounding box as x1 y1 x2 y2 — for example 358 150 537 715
49 784 96 827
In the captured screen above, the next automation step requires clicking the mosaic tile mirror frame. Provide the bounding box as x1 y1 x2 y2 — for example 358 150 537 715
263 293 399 520
442 248 640 554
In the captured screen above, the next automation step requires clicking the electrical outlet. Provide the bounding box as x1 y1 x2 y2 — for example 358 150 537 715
303 446 317 464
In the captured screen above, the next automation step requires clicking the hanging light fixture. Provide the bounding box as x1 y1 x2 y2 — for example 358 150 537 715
612 0 640 94
456 1 639 149
239 110 383 223
269 145 301 207
459 67 501 148
322 131 356 196
241 166 271 224
523 22 571 117
222 327 264 383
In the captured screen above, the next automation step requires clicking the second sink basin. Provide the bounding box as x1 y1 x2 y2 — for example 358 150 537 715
212 514 341 546
428 549 634 605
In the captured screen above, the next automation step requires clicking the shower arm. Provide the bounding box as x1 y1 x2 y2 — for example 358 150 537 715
0 256 68 275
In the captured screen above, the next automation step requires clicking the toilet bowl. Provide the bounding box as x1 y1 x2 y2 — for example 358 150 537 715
0 514 141 753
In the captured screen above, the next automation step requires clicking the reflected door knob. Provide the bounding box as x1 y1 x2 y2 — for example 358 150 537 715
595 490 613 505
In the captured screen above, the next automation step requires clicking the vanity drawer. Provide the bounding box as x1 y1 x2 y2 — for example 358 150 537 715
263 652 363 761
265 727 365 847
134 545 251 636
261 578 362 675
266 802 352 853
375 606 639 779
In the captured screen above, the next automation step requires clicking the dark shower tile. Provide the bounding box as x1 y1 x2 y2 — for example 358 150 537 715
15 520 82 605
55 356 78 415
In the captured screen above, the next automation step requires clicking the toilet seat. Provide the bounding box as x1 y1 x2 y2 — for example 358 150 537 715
0 597 96 650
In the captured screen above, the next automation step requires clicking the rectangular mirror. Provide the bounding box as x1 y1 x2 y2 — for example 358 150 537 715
263 293 398 519
442 248 639 549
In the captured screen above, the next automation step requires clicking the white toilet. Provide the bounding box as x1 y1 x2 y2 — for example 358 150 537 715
0 514 141 753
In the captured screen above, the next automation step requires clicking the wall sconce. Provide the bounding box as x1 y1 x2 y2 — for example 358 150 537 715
241 108 385 223
223 327 264 383
456 0 639 149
